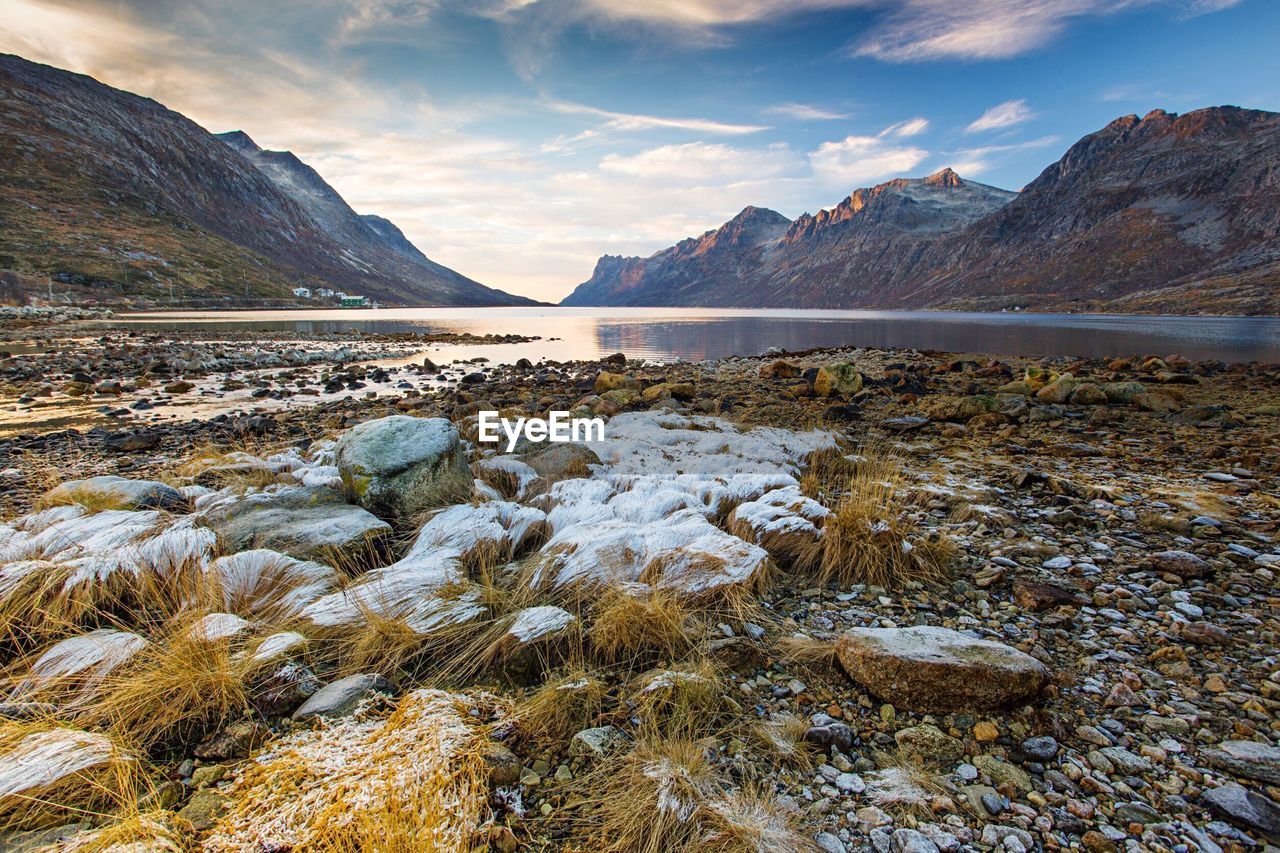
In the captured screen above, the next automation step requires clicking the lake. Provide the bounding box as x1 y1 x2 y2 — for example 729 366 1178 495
107 307 1280 364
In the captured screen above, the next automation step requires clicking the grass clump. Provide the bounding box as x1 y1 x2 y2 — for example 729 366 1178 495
813 447 954 589
515 668 607 744
629 658 727 739
748 713 814 771
588 586 698 668
700 785 813 853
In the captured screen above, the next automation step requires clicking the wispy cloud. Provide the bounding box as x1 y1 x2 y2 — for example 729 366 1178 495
808 120 930 187
966 98 1037 132
764 102 852 121
944 134 1061 176
599 142 799 181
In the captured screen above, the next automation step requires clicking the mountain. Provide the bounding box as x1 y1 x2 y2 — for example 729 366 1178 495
562 109 1280 315
0 54 535 307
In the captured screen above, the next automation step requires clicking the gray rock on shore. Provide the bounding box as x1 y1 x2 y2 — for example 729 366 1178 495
199 485 390 562
835 626 1050 712
335 416 471 522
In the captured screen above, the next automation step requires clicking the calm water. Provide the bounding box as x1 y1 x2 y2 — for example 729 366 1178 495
107 307 1280 364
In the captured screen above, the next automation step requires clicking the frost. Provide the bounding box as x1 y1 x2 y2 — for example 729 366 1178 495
188 612 252 643
474 456 541 499
206 549 339 618
15 629 146 699
249 631 309 664
0 728 122 800
506 606 576 644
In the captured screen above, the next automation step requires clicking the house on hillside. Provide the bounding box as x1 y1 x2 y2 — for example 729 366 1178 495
292 286 312 299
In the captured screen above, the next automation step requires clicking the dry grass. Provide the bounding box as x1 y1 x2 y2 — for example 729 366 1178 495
748 714 814 771
700 785 815 853
515 668 607 744
35 485 135 514
812 447 955 589
575 738 720 853
0 718 143 832
773 634 839 669
75 613 251 752
201 690 491 853
588 587 698 668
54 811 189 852
798 446 859 504
628 658 727 739
865 754 948 819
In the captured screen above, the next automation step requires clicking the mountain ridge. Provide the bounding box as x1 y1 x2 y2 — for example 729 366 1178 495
0 53 536 307
561 109 1280 315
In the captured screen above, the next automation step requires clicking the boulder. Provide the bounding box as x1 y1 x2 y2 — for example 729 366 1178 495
1140 550 1212 579
594 371 638 394
836 626 1050 712
291 673 395 722
814 364 863 398
1201 784 1280 837
45 476 187 511
518 442 600 484
1102 381 1146 404
200 485 391 562
1203 741 1280 786
336 416 471 521
760 360 802 379
1069 383 1108 405
570 725 628 758
1035 375 1079 404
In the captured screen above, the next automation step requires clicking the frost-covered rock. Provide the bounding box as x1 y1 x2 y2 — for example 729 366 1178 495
473 456 541 500
726 485 828 565
247 631 309 664
205 549 339 619
187 612 252 643
198 485 391 561
335 416 471 521
12 629 146 702
0 727 129 816
44 476 187 512
836 626 1050 712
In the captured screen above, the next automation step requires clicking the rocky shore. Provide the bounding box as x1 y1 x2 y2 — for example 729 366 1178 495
0 338 1276 852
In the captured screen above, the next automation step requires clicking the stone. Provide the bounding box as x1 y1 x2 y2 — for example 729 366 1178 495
1012 579 1084 611
193 720 267 761
517 442 600 484
814 364 863 398
954 395 1000 419
1135 392 1180 413
891 828 940 853
1102 381 1146 403
895 724 965 763
1036 375 1079 404
335 416 471 521
836 626 1051 712
804 722 854 752
1140 550 1211 579
177 790 229 831
760 360 802 379
814 831 848 853
482 744 522 786
569 725 627 758
291 673 395 722
1201 784 1280 836
45 475 187 511
199 485 391 562
972 755 1032 795
594 371 638 394
1203 741 1280 786
1069 383 1109 405
1021 736 1059 762
251 662 321 717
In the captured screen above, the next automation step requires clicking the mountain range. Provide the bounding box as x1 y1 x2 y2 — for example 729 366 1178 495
0 54 535 307
563 108 1280 315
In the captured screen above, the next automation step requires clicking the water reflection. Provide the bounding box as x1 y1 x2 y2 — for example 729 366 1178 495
105 307 1280 363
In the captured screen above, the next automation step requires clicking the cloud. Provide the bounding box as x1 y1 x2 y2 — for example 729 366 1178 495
942 134 1060 176
884 116 930 137
599 142 800 181
764 102 852 121
966 98 1036 132
808 125 929 188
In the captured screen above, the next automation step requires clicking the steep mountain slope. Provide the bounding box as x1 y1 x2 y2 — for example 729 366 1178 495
562 109 1280 315
562 206 789 306
0 54 534 307
214 130 531 306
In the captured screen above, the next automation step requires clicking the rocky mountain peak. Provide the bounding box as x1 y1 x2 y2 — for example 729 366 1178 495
923 167 964 188
214 130 261 154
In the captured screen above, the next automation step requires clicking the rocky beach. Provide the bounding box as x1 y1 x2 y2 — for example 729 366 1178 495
0 320 1275 852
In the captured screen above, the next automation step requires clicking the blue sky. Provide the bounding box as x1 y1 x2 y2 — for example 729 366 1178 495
2 0 1276 300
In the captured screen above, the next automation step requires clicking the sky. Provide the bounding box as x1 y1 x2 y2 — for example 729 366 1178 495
1 1 1277 302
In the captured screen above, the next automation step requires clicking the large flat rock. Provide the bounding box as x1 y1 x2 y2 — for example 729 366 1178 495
836 626 1050 712
199 486 390 562
335 416 471 522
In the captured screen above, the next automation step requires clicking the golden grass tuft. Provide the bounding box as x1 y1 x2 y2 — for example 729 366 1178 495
588 587 698 667
798 445 859 504
813 447 954 589
0 718 143 832
54 811 189 852
748 714 814 771
202 690 491 853
865 754 947 819
515 668 607 744
75 614 251 752
629 658 727 739
700 784 814 853
773 634 839 669
575 738 720 853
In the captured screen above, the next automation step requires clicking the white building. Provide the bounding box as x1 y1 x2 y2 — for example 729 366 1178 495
292 286 312 299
